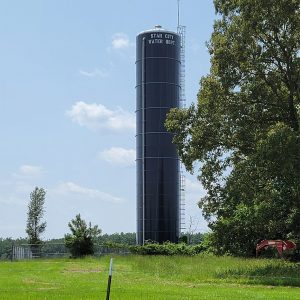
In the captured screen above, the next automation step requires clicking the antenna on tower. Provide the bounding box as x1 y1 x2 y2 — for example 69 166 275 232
177 0 180 28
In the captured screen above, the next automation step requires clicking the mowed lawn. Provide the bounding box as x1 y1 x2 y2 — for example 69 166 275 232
0 255 300 299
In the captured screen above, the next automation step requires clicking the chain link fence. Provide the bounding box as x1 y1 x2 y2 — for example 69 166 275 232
11 243 68 260
10 242 130 261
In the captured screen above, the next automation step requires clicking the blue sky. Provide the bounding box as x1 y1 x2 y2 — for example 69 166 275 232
0 0 215 238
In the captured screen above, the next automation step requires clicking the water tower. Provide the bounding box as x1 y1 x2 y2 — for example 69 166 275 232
136 25 181 244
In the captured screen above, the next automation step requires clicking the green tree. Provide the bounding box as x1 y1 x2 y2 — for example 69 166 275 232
65 214 101 257
166 0 300 255
26 187 47 247
98 232 136 245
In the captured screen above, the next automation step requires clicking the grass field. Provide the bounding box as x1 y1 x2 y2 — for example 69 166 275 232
0 255 300 299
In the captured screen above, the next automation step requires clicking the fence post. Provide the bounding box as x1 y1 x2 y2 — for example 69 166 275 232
106 258 113 300
11 242 14 262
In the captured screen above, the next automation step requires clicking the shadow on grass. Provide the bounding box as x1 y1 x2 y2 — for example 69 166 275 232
215 261 300 287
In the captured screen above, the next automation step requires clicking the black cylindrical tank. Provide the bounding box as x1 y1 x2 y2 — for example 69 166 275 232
136 25 180 244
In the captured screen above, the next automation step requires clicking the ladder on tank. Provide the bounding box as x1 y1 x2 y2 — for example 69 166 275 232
178 24 186 233
177 25 186 109
179 169 186 232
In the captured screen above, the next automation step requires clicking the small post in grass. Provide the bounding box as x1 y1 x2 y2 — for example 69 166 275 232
106 258 113 300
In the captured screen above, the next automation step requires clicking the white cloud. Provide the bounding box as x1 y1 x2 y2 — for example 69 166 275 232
79 68 109 78
0 193 26 205
0 165 45 205
99 147 136 166
111 33 131 49
66 101 135 132
13 164 44 179
55 181 124 204
20 165 43 176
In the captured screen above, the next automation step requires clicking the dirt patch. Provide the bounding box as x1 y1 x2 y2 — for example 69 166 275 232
64 268 100 273
35 287 58 291
23 279 53 285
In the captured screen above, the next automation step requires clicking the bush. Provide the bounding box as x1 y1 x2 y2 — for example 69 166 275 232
65 214 101 258
129 241 205 256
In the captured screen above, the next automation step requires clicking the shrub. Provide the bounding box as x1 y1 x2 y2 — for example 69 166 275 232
65 214 101 258
129 241 205 256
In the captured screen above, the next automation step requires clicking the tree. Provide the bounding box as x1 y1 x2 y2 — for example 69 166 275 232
65 214 101 257
98 232 136 245
166 0 300 255
26 187 47 247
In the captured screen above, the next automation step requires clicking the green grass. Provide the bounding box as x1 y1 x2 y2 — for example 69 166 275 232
0 255 300 299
